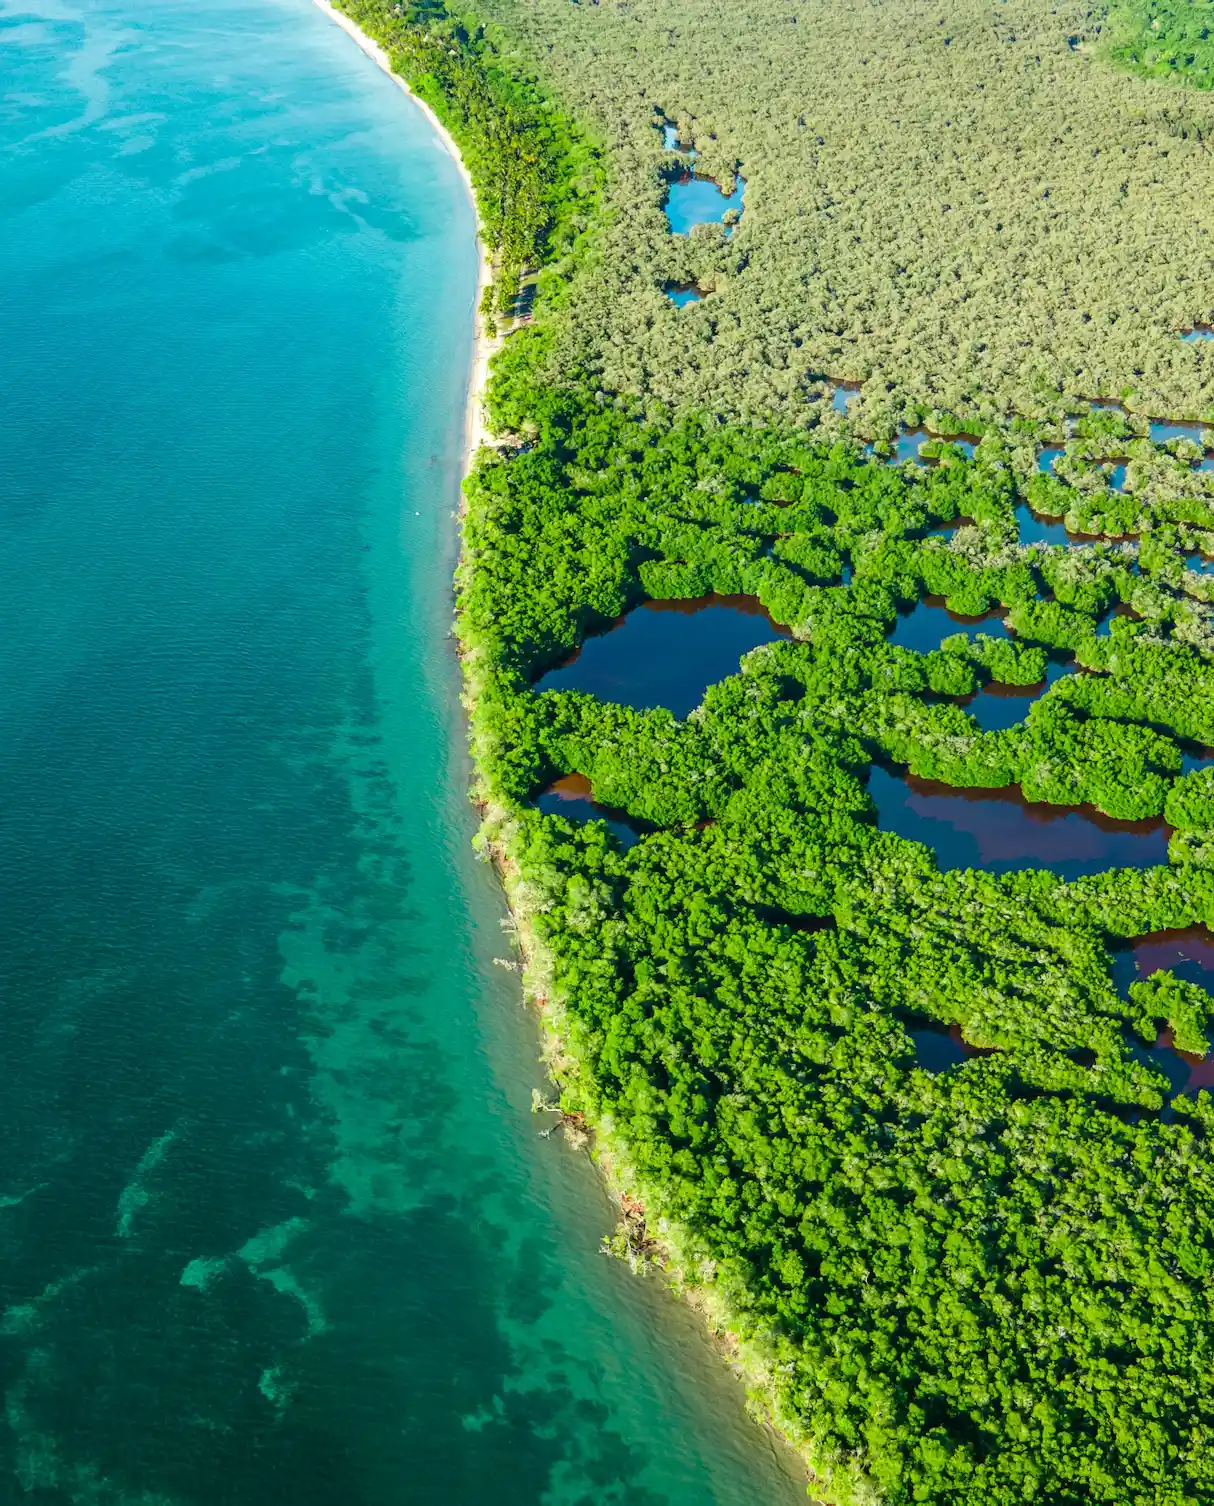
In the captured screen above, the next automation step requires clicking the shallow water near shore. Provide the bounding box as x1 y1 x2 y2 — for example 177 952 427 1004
0 4 808 1502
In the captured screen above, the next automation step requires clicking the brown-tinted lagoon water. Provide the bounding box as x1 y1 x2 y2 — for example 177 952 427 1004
869 767 1172 879
535 774 651 848
1110 926 1214 997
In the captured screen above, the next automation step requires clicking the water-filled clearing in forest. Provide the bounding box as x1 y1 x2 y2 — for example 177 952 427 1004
535 774 651 848
535 595 791 717
1016 502 1090 546
830 383 861 415
963 660 1075 732
664 172 746 236
892 429 978 464
868 768 1172 879
909 1022 993 1073
1129 1028 1214 1102
1110 926 1214 996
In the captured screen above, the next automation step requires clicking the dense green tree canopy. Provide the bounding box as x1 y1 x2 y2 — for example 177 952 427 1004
471 0 1214 433
336 0 1214 1499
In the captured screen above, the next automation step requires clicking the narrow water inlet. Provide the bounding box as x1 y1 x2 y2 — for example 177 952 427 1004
535 773 650 848
1109 926 1214 997
962 658 1074 732
909 1021 995 1073
888 596 1011 654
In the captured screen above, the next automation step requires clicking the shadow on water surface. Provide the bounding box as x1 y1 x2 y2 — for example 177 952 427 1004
755 905 835 934
1127 1026 1214 1108
658 121 695 157
1015 501 1136 548
1110 926 1214 998
868 767 1171 879
891 429 978 465
828 382 860 415
909 1021 997 1073
535 774 651 848
534 595 792 718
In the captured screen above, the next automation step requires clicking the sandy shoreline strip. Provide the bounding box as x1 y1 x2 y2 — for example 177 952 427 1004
310 0 497 476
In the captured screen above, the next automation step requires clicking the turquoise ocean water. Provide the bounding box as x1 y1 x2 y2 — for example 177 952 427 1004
0 2 808 1500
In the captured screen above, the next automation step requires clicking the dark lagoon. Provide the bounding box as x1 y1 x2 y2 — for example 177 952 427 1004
868 768 1172 879
536 774 650 848
536 595 792 717
1127 1027 1214 1104
909 1022 992 1073
0 5 809 1503
1110 926 1214 997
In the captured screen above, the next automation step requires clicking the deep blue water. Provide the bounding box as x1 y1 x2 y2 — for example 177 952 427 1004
535 776 649 849
536 596 791 718
0 4 808 1502
888 599 1011 655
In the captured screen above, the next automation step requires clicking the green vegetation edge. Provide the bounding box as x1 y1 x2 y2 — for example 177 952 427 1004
332 3 1214 1502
